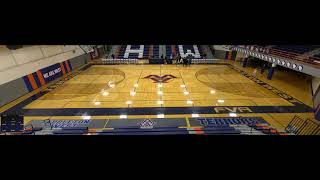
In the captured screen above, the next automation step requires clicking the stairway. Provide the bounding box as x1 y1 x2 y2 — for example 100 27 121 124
107 45 120 58
159 45 166 58
294 47 320 60
200 45 214 59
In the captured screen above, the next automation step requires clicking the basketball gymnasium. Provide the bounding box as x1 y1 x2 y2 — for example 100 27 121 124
0 45 319 135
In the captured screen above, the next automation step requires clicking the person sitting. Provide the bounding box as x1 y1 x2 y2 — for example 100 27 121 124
203 53 207 59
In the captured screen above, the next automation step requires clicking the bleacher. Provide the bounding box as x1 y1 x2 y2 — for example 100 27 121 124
116 45 127 59
175 45 204 59
313 53 320 58
153 45 159 58
115 45 210 60
165 45 173 59
198 45 205 57
143 45 150 59
46 123 286 135
285 115 320 135
270 45 320 65
236 45 320 66
116 45 150 59
16 117 290 135
272 45 320 55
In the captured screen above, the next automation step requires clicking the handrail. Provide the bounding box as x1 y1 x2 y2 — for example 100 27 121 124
233 45 320 66
285 115 320 135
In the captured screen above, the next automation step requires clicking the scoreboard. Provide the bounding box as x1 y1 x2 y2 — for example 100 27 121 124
1 114 24 133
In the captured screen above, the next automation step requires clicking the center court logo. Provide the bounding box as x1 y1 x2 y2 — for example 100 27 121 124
143 75 177 83
138 119 156 129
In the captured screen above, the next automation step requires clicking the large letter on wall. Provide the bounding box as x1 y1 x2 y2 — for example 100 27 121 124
124 45 144 58
178 45 201 58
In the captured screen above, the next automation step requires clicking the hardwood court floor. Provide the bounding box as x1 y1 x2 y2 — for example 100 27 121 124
24 64 296 109
1 61 315 131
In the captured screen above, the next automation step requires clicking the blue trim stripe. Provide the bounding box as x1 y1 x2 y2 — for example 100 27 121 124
63 61 69 73
22 76 33 92
316 110 320 120
313 86 320 101
32 72 42 88
67 60 72 71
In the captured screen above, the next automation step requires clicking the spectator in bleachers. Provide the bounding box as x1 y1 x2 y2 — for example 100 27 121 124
203 53 207 59
261 63 266 74
187 54 192 66
176 54 181 64
111 54 115 59
160 55 164 64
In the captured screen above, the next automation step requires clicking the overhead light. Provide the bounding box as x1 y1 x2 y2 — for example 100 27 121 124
187 100 193 104
134 83 139 87
81 115 91 120
229 113 237 117
157 83 162 88
120 115 127 119
157 114 165 118
157 100 164 104
180 84 186 88
192 114 199 117
157 91 163 95
94 101 101 105
217 99 224 103
130 91 136 96
210 90 216 94
109 84 115 88
183 91 189 95
126 101 132 105
102 91 109 96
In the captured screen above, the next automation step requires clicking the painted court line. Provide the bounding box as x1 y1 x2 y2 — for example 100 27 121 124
186 117 191 127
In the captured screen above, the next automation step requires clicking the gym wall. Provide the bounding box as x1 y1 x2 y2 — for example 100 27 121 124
0 45 85 85
0 78 29 107
0 46 92 108
213 50 227 59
